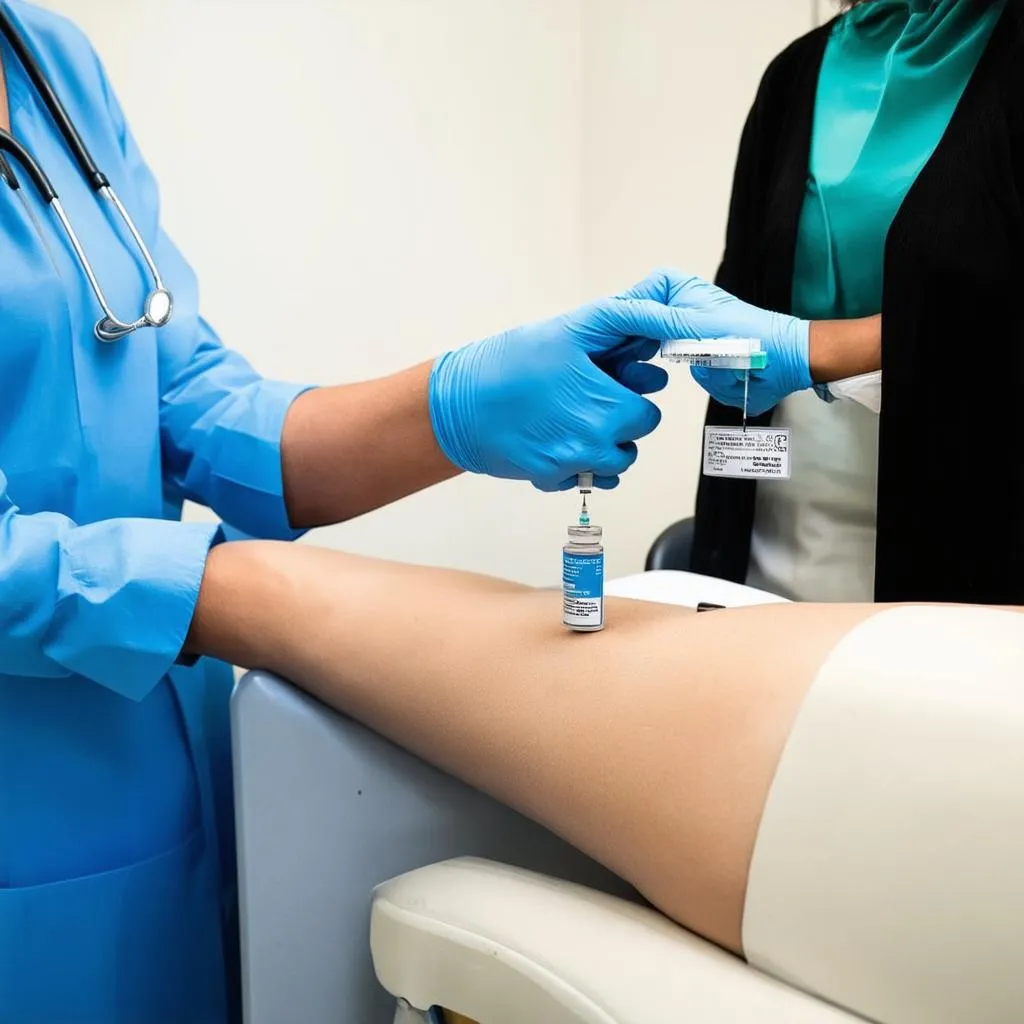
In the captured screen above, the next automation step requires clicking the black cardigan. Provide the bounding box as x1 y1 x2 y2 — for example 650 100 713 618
690 0 1024 604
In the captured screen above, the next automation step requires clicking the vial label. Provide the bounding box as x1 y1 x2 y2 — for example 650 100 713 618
562 551 604 629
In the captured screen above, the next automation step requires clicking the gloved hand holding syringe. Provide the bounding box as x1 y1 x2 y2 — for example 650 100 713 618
661 337 792 482
660 338 767 430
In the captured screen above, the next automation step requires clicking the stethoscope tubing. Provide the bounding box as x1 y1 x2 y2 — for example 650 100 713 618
0 5 171 341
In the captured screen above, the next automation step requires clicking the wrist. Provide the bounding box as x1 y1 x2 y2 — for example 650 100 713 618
771 312 813 391
809 316 882 383
808 320 841 384
428 348 485 475
185 541 302 672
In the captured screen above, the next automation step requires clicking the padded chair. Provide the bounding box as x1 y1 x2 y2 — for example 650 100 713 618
644 516 695 572
371 858 862 1024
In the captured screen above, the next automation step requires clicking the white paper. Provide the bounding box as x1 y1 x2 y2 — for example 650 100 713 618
703 426 791 480
828 371 882 414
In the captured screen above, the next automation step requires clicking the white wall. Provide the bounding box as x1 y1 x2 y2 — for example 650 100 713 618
47 0 812 584
581 0 813 563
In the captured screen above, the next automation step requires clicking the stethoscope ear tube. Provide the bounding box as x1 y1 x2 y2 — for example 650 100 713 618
0 150 17 188
0 6 107 190
0 129 57 201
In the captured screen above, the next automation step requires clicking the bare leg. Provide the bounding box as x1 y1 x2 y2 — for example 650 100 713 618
192 542 879 953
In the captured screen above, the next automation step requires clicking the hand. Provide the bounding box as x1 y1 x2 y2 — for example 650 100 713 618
622 269 811 416
429 289 682 491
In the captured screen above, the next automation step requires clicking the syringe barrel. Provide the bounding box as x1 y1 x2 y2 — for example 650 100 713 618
659 337 767 371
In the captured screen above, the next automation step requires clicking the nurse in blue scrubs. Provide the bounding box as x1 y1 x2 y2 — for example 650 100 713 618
0 3 687 1020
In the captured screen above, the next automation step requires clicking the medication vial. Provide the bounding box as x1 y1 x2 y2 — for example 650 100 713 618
562 524 604 632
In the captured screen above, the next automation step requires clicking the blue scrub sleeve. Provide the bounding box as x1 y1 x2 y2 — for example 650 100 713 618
0 475 219 699
93 47 313 542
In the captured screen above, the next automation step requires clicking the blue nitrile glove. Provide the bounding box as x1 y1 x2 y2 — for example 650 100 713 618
429 293 677 492
621 269 812 416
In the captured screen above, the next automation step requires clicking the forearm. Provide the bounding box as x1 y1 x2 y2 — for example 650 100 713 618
185 541 530 684
281 362 460 527
808 315 881 383
185 542 545 798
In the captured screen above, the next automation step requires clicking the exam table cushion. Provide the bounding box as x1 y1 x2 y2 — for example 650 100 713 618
605 570 787 608
370 857 861 1024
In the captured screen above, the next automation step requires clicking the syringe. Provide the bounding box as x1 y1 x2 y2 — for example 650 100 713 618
660 339 759 429
660 337 767 371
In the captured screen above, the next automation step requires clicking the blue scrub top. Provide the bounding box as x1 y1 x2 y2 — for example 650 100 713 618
0 3 309 1020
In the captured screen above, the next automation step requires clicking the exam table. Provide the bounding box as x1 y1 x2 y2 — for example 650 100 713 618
233 568 825 1023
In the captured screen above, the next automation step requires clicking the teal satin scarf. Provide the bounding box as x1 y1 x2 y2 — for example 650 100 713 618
792 0 1005 320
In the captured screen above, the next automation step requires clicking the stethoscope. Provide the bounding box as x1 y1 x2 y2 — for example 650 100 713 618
0 7 171 342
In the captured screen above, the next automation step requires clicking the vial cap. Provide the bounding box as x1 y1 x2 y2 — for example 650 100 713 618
567 524 602 541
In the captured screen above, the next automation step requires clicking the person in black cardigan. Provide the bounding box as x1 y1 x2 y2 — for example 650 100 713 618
659 0 1023 606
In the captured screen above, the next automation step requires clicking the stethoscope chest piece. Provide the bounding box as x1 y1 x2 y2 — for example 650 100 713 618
95 287 174 342
146 288 173 328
